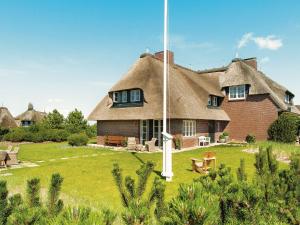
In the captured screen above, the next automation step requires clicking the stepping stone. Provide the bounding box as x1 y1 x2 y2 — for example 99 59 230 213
91 154 98 157
82 155 89 158
61 157 69 160
49 159 56 161
36 161 45 163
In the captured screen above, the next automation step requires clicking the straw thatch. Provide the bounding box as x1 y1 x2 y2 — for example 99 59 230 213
15 103 46 123
89 55 230 121
0 107 18 128
202 58 298 113
89 54 299 121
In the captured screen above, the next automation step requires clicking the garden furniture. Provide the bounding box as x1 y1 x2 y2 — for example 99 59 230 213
0 151 7 168
198 136 210 146
145 138 157 152
203 152 216 170
105 136 126 146
127 137 138 151
6 147 19 166
191 158 205 173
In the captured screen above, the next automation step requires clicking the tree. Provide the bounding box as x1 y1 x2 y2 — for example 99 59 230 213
0 181 10 225
254 146 278 202
26 178 41 208
65 109 88 134
47 173 64 216
268 112 300 143
42 109 65 129
237 159 247 182
112 161 166 225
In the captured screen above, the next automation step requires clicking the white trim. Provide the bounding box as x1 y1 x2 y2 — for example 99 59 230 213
130 89 141 102
229 85 246 100
213 96 218 106
183 120 196 137
113 92 121 103
121 91 127 103
208 96 212 106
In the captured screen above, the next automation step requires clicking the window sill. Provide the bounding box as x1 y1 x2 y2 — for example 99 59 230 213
228 98 246 102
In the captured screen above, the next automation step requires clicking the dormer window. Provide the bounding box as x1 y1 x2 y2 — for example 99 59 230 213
213 96 218 106
121 91 127 103
229 85 246 100
112 89 143 107
130 89 141 102
208 95 220 107
285 94 293 104
113 92 121 103
208 96 212 106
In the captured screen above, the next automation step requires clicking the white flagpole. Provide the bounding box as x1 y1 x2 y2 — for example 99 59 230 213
162 0 173 182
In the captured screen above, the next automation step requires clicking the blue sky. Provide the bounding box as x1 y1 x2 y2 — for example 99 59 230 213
1 0 300 117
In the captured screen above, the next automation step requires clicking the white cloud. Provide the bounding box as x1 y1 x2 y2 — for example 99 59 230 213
237 33 282 50
260 57 270 64
165 34 215 50
253 36 282 50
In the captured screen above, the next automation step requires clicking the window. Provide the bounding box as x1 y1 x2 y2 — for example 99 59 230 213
121 91 127 103
113 92 121 103
213 97 218 106
229 85 246 100
183 120 196 137
130 89 141 102
285 94 291 104
208 96 212 106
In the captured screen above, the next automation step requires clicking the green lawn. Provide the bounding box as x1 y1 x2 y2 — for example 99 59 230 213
0 142 294 211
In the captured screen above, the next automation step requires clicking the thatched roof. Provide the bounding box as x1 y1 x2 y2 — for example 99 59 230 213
15 103 47 122
89 55 230 121
0 107 18 128
217 59 297 112
89 54 299 121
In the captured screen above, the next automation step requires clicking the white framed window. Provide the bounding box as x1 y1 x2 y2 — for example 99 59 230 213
113 92 121 103
213 96 218 106
183 120 196 137
208 96 212 106
130 89 141 102
285 94 291 104
121 91 127 103
229 85 246 100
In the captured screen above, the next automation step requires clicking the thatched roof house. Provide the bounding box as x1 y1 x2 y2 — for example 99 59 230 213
89 54 230 121
15 103 47 127
89 51 300 147
0 107 18 129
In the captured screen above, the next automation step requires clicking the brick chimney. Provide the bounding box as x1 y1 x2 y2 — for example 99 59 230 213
154 50 174 64
243 57 257 70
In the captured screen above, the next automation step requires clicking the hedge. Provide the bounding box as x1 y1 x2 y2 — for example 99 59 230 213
67 133 88 146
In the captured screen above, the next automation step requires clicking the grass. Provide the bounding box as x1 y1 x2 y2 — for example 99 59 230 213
0 142 294 211
256 141 300 155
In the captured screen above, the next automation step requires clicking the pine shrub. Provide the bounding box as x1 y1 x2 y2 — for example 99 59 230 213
67 133 89 146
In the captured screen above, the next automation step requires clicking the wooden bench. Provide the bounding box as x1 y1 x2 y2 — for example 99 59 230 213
105 136 126 146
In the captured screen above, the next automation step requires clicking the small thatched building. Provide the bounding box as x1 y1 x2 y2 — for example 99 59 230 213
15 103 47 127
0 107 18 129
89 51 300 148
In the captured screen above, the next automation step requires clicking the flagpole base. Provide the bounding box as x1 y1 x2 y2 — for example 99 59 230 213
161 171 173 182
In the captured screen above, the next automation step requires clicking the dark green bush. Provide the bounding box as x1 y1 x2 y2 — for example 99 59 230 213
268 112 300 143
245 134 256 144
68 133 88 146
3 127 69 143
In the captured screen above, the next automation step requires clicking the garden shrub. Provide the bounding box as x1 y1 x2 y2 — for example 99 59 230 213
245 134 256 144
268 112 300 143
68 133 88 146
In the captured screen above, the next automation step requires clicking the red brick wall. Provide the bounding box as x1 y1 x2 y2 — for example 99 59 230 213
170 119 210 148
96 119 228 148
221 94 278 141
97 120 140 145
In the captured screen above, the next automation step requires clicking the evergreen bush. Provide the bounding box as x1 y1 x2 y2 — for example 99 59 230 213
67 133 89 146
268 112 300 143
